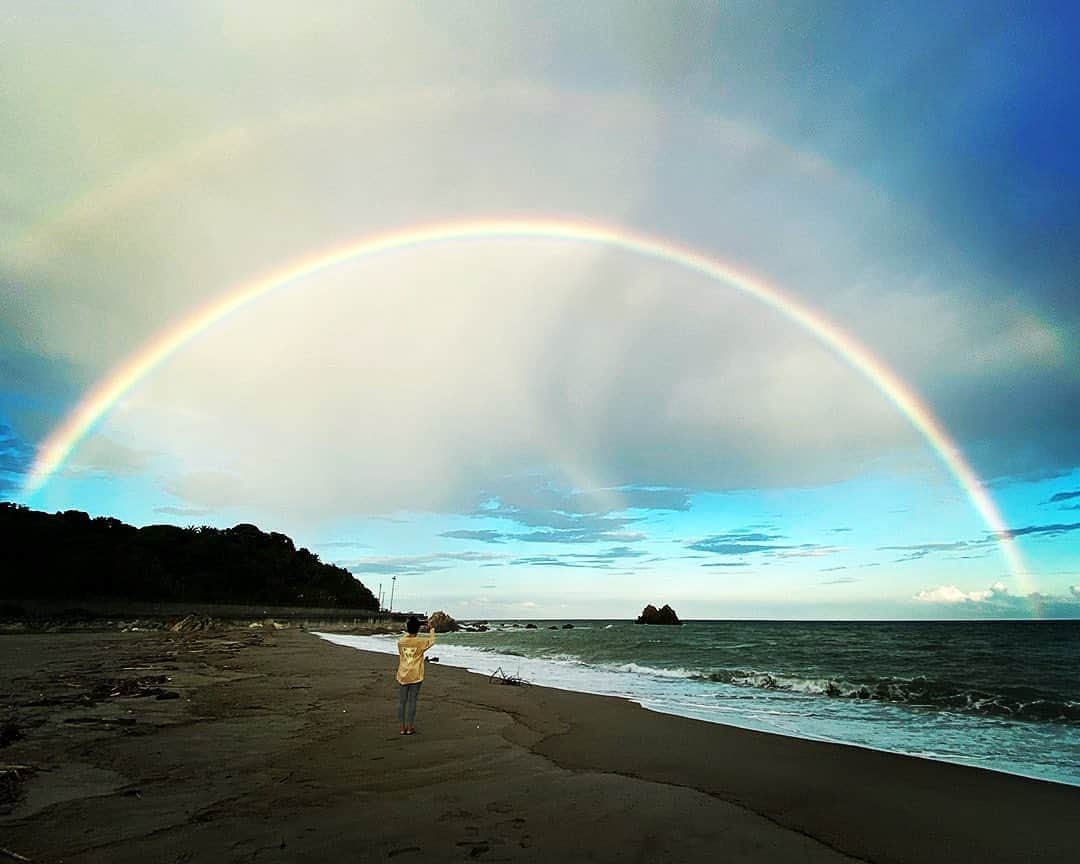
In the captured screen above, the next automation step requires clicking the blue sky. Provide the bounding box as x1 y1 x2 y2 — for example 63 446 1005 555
2 2 1078 618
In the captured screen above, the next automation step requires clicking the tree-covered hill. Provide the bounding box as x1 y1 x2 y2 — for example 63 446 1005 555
0 503 377 609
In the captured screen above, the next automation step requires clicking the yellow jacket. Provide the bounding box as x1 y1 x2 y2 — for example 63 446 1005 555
396 630 436 684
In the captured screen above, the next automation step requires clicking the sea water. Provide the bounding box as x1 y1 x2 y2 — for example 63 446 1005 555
318 620 1080 787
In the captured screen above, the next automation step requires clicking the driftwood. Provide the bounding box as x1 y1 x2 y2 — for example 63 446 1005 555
0 764 36 809
488 667 530 686
0 847 32 862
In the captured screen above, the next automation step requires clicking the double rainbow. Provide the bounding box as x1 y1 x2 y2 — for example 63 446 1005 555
21 217 1027 591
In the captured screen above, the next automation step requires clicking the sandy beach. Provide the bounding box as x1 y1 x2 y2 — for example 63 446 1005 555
1 627 1076 863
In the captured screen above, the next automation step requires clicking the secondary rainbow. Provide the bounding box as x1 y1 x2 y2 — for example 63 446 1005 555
21 216 1028 591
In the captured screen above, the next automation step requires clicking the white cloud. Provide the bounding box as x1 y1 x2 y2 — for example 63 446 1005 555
913 581 1080 618
344 551 507 576
914 581 1010 604
914 585 996 604
774 546 846 559
64 434 155 478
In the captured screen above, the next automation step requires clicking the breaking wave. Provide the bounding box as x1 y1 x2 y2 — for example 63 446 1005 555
608 662 700 679
696 669 1080 725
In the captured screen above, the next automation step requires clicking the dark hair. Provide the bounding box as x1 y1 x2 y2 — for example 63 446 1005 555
406 616 420 635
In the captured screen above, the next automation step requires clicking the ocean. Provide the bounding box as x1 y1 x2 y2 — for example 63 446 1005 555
318 619 1080 787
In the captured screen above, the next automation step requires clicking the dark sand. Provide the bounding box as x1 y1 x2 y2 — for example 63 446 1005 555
1 628 1076 862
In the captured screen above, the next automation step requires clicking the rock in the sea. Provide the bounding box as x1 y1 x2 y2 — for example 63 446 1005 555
524 623 538 629
547 625 559 630
635 604 682 625
427 610 460 633
562 623 574 629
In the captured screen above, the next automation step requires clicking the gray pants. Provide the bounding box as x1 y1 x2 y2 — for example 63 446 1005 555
397 681 422 725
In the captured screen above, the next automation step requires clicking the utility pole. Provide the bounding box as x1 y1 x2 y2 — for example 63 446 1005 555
389 575 397 616
378 583 383 612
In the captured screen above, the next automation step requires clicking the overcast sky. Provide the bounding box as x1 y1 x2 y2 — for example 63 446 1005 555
2 1 1078 618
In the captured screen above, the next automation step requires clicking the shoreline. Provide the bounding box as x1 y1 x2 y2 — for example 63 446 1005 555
2 628 1076 862
320 629 1080 789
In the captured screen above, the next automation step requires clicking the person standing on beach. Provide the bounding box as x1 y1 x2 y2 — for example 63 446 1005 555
396 615 435 735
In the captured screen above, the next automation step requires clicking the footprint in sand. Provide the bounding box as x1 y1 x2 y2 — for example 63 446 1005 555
498 815 529 848
454 841 490 858
437 808 477 822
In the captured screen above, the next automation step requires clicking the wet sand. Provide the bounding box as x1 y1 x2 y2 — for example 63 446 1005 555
1 628 1076 862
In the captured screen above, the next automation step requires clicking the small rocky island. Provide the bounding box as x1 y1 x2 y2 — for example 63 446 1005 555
427 610 461 632
635 604 682 625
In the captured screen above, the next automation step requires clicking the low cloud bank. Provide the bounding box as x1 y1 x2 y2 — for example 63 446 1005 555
914 581 1080 618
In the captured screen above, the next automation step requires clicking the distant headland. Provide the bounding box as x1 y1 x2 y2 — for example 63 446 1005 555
0 503 377 610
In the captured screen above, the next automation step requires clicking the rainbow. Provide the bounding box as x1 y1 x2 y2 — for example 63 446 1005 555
21 216 1028 590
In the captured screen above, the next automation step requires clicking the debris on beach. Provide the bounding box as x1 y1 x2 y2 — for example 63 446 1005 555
22 671 181 709
489 667 530 686
249 619 287 631
86 675 180 701
0 764 36 813
0 721 23 748
168 615 222 633
63 716 137 728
